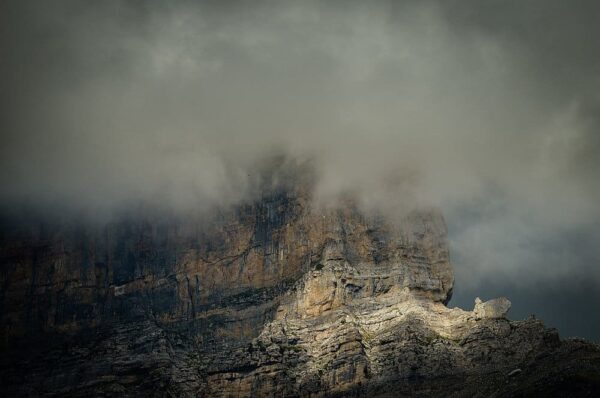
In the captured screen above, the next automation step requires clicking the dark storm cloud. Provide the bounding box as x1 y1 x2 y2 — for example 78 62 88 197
1 1 599 337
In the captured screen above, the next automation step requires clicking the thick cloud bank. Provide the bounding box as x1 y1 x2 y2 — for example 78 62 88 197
1 1 599 338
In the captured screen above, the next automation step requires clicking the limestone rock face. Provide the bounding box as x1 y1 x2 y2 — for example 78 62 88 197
474 297 511 319
0 185 599 397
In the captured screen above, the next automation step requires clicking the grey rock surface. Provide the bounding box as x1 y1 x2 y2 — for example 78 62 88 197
0 185 599 397
474 297 512 319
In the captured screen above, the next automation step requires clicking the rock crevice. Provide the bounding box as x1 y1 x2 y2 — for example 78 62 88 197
0 187 598 397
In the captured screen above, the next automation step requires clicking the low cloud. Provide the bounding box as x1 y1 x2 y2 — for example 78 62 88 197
1 1 599 320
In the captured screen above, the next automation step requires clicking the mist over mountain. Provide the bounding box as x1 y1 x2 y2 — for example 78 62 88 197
1 2 600 396
1 165 599 396
2 0 599 341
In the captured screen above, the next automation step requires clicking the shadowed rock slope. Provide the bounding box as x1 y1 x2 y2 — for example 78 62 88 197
1 185 599 397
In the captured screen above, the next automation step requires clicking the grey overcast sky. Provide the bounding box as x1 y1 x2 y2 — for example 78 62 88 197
1 1 599 339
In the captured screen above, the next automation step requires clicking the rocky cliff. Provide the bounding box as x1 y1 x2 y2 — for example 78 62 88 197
1 183 599 397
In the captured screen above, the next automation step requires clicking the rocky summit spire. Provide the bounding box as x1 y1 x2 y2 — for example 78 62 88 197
0 184 599 397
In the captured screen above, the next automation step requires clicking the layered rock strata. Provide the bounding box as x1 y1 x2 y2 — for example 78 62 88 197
0 185 598 397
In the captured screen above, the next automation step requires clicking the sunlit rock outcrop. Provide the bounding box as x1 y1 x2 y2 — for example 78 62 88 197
473 297 511 319
0 182 599 397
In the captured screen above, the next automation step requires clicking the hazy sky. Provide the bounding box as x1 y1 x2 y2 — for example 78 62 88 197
1 1 599 339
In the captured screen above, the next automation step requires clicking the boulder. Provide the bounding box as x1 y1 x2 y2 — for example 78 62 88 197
473 296 511 319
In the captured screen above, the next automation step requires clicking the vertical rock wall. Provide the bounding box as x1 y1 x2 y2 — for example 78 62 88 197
1 185 598 397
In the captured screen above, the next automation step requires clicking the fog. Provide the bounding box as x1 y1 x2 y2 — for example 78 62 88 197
1 0 599 338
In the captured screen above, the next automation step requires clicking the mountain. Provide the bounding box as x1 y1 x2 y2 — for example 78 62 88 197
1 183 599 397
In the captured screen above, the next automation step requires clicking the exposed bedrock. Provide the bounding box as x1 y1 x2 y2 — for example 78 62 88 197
0 184 598 397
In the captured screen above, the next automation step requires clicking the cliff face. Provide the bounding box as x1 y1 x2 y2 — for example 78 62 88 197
0 185 599 397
